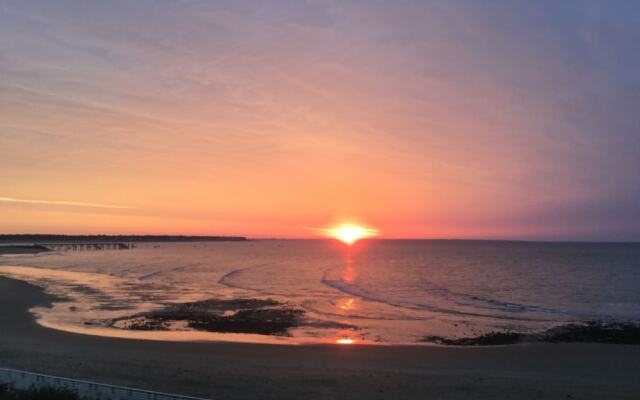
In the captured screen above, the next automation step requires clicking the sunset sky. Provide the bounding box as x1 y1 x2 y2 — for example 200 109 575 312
1 1 639 240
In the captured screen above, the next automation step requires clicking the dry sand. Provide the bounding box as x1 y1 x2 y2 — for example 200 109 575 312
0 276 639 399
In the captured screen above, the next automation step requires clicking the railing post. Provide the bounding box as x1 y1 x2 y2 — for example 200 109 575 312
0 368 207 400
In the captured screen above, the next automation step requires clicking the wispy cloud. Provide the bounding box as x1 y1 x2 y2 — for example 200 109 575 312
1 1 639 239
0 197 134 210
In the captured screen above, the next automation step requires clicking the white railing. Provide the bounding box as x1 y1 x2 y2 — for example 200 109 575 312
0 367 209 400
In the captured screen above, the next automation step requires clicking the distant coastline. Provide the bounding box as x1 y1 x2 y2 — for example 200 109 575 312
0 234 247 243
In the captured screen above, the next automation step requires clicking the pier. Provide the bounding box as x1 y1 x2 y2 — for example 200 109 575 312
37 242 135 251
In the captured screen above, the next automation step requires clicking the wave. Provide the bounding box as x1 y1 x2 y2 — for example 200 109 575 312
320 269 601 322
217 263 287 297
301 302 425 322
468 295 607 319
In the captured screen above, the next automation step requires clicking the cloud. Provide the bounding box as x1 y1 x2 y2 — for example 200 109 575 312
0 197 133 210
1 1 639 239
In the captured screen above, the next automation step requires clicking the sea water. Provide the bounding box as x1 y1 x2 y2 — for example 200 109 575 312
1 240 639 344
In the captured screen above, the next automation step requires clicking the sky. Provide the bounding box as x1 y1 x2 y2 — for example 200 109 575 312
1 0 639 240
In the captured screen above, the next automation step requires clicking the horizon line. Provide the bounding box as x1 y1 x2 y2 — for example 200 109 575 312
0 233 638 244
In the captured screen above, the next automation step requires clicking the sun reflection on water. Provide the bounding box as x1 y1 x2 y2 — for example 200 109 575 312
333 248 361 344
341 253 356 284
337 298 356 310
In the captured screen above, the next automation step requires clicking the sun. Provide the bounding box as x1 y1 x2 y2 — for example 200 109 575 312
328 224 377 245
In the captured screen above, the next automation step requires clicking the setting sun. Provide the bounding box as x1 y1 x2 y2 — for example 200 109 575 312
327 224 378 245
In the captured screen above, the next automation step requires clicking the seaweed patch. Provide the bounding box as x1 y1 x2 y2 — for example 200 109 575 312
421 321 640 346
108 298 305 335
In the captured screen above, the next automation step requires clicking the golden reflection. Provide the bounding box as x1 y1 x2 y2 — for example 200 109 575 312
334 251 359 345
341 253 356 284
337 297 356 310
335 328 358 345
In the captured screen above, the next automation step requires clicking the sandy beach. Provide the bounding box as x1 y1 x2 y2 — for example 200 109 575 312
0 276 638 399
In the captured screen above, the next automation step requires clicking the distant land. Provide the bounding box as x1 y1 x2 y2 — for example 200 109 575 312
0 234 247 243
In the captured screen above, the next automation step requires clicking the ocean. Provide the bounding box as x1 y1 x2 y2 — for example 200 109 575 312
1 240 639 344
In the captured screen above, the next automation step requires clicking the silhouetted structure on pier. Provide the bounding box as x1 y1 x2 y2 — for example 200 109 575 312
38 242 134 251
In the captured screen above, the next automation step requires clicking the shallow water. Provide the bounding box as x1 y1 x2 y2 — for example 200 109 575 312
1 240 639 344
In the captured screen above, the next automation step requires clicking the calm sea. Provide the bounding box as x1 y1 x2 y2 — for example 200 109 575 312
1 240 639 344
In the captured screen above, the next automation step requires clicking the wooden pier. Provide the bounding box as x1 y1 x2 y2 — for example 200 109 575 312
37 242 135 251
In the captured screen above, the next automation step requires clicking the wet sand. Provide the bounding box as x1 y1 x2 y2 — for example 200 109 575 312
1 276 639 399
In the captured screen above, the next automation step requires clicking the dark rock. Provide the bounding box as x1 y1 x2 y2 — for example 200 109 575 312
421 321 640 346
541 321 640 344
421 331 524 346
108 297 305 335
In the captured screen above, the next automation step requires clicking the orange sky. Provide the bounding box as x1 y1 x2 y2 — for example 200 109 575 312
1 2 639 240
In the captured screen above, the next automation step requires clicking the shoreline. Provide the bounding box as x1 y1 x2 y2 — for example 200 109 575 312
3 264 638 348
1 276 640 398
0 265 378 346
